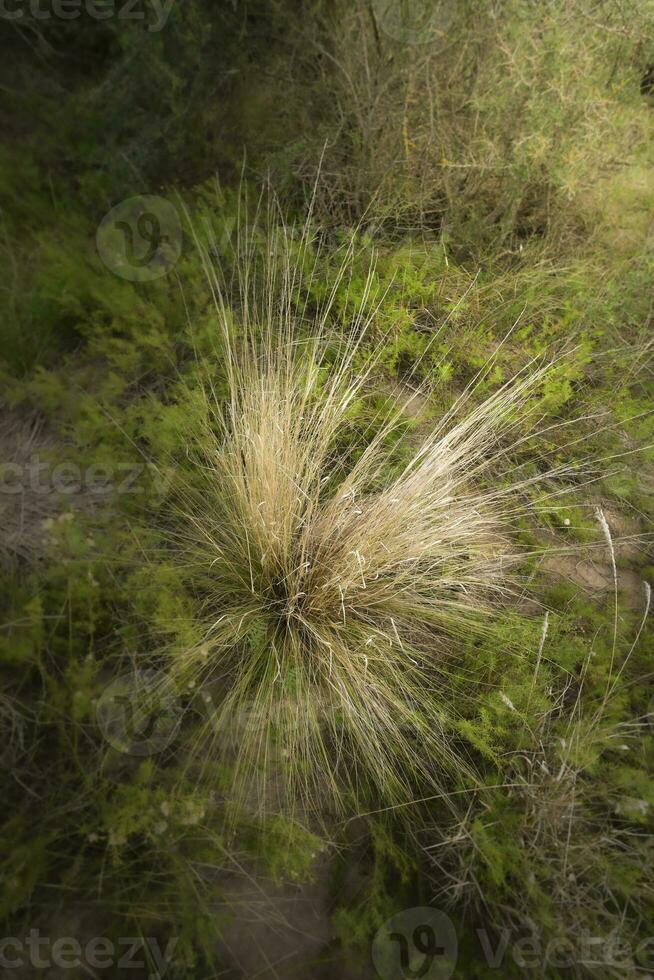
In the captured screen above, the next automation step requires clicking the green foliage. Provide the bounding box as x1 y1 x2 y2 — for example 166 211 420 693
333 821 418 952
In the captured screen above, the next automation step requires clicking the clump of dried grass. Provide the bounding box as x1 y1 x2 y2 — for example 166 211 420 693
166 204 560 818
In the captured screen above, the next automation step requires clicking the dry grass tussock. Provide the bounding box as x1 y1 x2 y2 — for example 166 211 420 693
164 203 575 819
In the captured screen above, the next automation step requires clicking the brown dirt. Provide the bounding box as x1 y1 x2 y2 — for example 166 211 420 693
539 503 652 609
216 852 336 978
